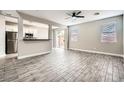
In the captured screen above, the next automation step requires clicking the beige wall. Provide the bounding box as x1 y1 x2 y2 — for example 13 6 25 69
123 14 124 56
17 13 55 59
64 28 69 49
69 15 123 55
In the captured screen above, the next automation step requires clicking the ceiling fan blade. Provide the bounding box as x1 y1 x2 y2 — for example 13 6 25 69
75 16 84 18
76 11 81 15
66 12 72 16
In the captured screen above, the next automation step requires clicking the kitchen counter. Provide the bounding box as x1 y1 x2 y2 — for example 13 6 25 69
23 38 51 41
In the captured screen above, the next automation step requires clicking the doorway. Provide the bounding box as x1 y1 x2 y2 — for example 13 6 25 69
55 30 65 48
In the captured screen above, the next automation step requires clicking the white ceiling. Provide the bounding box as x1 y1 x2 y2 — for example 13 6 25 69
2 10 124 26
19 10 124 26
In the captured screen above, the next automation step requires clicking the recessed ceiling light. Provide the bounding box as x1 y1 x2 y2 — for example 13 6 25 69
94 12 100 15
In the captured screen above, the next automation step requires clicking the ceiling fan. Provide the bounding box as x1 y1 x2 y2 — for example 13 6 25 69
65 10 84 20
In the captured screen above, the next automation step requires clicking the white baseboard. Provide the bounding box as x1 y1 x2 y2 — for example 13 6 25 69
0 54 6 58
18 51 51 59
69 48 123 57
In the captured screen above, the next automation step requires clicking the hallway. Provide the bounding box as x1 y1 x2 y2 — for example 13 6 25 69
0 49 123 82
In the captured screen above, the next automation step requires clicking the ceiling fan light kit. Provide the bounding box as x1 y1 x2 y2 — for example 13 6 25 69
94 12 100 15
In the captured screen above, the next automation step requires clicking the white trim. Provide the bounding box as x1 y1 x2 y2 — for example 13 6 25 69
69 48 123 57
18 51 51 59
0 54 6 58
123 55 124 58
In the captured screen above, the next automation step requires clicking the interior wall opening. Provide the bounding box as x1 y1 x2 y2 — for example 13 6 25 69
56 30 65 48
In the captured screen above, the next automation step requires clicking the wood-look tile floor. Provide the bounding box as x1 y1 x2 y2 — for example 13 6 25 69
0 49 124 82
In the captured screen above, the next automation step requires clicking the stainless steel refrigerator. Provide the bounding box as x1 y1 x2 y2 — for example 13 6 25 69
6 32 18 54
